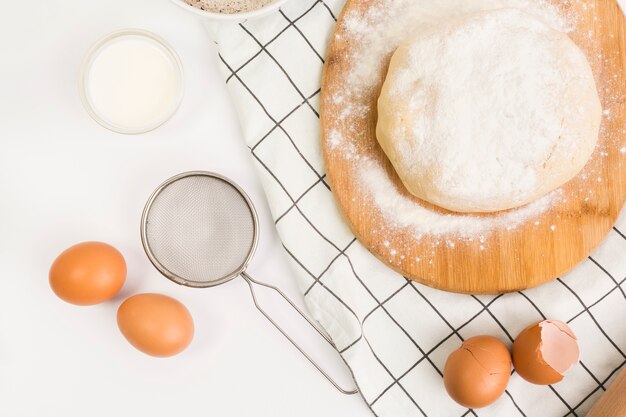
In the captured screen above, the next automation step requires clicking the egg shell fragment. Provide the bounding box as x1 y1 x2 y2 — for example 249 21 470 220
443 335 511 409
512 320 580 385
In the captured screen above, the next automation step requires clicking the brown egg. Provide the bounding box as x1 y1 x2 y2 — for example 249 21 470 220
512 320 579 385
443 335 511 408
117 293 194 357
49 241 126 305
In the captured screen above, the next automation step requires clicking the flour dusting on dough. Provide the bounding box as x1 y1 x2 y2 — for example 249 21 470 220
324 0 623 262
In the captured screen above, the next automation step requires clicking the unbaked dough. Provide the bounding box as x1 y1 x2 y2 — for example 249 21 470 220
376 8 601 213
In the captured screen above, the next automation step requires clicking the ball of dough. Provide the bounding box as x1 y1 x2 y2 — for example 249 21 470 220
376 9 601 213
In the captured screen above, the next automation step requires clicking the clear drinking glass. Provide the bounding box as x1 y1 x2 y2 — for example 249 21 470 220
78 29 184 135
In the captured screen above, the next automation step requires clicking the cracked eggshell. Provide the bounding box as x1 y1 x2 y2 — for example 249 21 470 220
443 335 512 408
512 320 580 385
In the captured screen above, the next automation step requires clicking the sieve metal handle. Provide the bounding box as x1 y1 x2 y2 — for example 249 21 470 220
241 271 358 395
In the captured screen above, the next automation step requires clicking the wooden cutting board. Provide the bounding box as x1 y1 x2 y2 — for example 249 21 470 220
320 0 626 294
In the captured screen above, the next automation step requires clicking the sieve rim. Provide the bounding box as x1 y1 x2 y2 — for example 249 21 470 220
140 171 260 288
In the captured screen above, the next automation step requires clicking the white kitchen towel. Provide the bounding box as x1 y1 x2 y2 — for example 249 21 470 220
210 1 626 416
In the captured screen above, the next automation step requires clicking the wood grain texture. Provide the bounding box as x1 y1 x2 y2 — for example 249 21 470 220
320 0 626 294
586 367 626 417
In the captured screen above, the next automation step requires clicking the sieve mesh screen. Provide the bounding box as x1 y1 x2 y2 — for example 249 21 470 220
144 174 256 284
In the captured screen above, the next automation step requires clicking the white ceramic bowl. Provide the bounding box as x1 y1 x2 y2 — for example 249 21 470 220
171 0 290 22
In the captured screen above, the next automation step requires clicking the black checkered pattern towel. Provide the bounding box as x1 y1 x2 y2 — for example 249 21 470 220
210 1 626 415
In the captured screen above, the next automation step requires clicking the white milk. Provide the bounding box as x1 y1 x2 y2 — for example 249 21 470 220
81 31 183 134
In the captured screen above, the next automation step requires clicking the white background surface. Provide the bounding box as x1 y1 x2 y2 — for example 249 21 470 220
2 1 625 417
0 0 368 416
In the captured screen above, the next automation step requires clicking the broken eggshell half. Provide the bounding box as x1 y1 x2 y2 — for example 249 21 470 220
512 320 580 385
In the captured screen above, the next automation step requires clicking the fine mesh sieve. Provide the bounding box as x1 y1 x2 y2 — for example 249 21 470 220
141 171 357 395
141 173 258 287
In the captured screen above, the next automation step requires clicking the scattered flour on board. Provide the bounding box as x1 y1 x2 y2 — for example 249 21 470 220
359 158 559 237
338 0 573 94
325 0 623 257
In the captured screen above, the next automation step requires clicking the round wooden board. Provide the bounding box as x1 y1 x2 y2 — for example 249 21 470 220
321 0 626 294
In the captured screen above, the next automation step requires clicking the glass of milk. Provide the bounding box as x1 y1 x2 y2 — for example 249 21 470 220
79 29 184 135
